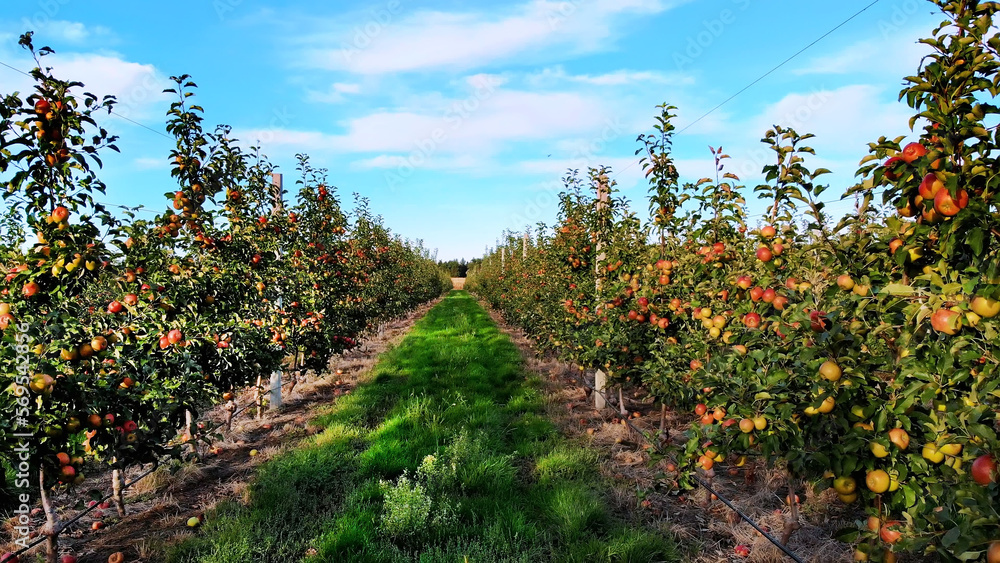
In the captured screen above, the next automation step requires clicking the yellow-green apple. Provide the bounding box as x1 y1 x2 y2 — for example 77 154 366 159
971 296 1000 318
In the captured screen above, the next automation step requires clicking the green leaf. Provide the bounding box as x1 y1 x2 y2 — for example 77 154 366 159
882 284 916 296
942 525 961 547
833 527 859 542
968 228 984 255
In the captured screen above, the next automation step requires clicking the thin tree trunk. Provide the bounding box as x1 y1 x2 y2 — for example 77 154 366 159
39 468 58 563
780 473 802 544
112 468 126 517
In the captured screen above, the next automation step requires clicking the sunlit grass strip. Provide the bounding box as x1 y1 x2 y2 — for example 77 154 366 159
167 291 679 563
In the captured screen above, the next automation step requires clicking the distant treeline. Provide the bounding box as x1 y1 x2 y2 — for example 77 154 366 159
439 258 480 278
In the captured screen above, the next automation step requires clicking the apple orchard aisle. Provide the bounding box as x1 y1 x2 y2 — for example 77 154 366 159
166 290 679 563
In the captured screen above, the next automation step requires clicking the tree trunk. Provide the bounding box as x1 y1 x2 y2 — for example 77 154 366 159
111 468 126 517
39 468 58 563
225 400 236 432
780 474 802 544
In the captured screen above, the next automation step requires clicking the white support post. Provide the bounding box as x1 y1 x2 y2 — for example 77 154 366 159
269 371 282 410
501 247 506 271
594 370 607 410
523 232 528 259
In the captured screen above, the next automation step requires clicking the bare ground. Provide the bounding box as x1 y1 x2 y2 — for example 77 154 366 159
2 298 443 563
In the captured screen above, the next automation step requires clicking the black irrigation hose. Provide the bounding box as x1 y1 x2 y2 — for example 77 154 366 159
3 463 160 561
566 367 807 563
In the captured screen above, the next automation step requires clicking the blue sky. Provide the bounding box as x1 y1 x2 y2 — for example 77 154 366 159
0 0 942 260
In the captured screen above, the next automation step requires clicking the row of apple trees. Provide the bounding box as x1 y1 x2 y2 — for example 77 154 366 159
467 1 998 561
0 33 450 562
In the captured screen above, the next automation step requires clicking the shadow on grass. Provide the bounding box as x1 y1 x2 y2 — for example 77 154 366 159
167 291 680 563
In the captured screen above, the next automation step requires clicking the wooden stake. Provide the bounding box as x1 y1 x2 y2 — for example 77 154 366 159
255 374 263 418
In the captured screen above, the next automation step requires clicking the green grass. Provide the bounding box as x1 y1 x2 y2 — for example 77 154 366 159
166 291 679 563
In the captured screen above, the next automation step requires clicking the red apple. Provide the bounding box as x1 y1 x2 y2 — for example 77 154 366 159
123 294 138 306
883 156 904 180
971 454 997 485
772 295 789 311
900 142 926 164
51 206 70 223
888 238 903 254
749 287 764 302
761 288 776 303
879 521 903 544
107 301 123 314
23 281 39 298
918 173 943 200
760 225 776 239
809 310 831 332
756 246 772 262
736 275 753 290
743 313 761 329
930 308 961 335
934 187 968 216
34 98 52 115
167 329 183 344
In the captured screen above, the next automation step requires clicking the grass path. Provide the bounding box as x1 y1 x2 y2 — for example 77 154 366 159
167 291 679 563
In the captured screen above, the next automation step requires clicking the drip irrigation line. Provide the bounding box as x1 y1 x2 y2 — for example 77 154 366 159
562 365 807 563
691 473 807 563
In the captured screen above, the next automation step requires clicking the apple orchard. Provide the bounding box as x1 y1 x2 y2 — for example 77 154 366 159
0 34 450 563
469 1 999 561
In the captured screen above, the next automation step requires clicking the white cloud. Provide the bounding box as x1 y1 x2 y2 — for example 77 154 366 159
793 26 932 78
133 156 169 170
12 21 112 44
306 82 362 104
352 154 484 171
239 87 614 158
295 0 688 74
528 66 692 87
